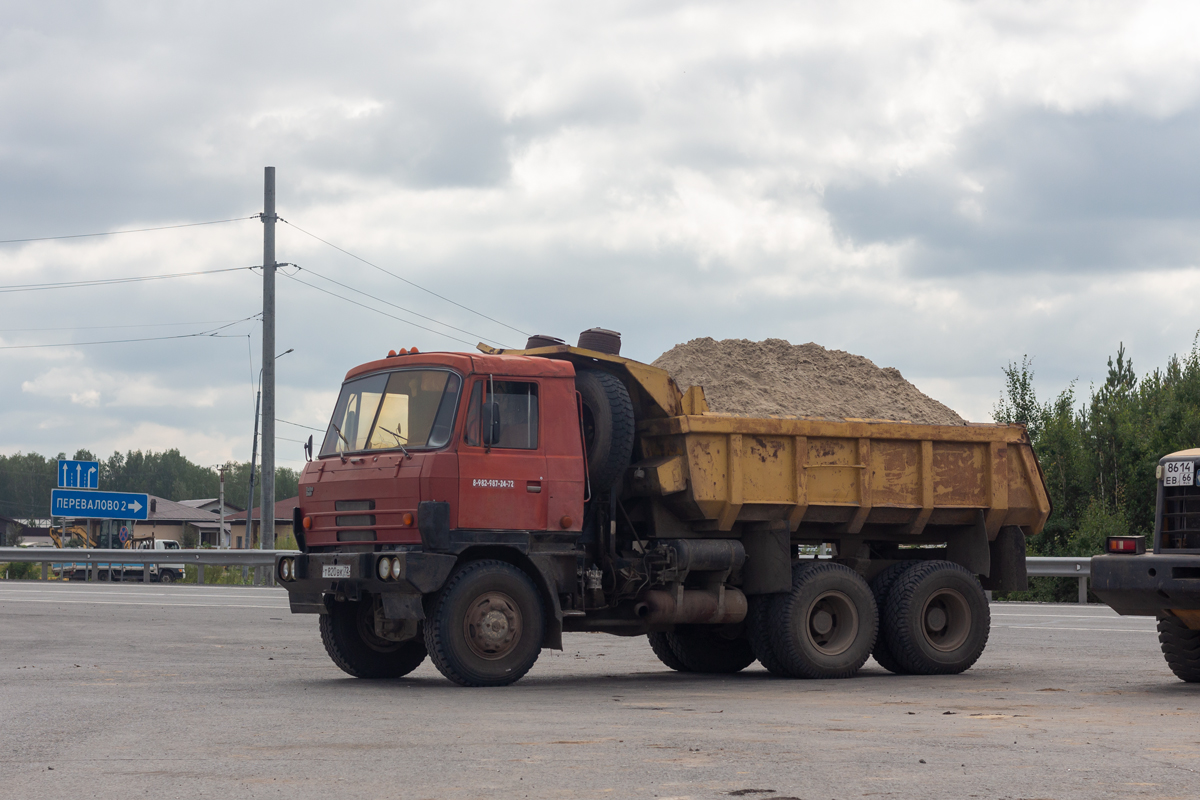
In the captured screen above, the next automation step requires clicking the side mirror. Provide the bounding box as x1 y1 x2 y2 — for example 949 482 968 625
482 401 502 447
304 434 313 462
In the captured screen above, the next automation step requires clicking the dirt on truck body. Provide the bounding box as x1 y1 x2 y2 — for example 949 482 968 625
277 332 1051 686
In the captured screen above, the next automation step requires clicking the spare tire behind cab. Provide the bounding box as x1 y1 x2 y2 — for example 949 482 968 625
574 369 635 491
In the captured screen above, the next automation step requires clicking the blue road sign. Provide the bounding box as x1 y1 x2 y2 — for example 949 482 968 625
51 489 149 521
119 526 130 543
58 459 100 489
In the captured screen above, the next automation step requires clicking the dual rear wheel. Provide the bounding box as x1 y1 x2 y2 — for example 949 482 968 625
741 559 989 679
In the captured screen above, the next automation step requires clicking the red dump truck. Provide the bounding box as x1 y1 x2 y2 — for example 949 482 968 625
276 331 1051 686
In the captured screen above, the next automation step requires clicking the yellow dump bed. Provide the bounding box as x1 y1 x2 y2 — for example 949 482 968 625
488 341 1051 543
636 415 1050 540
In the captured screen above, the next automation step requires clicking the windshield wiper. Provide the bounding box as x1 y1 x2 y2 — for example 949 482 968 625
330 422 351 448
377 425 411 458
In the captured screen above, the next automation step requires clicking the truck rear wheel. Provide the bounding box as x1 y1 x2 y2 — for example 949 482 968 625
666 625 756 673
883 560 989 675
647 632 691 672
1157 615 1200 683
869 562 918 674
424 560 545 687
747 593 795 677
769 562 877 679
319 598 428 679
574 369 635 491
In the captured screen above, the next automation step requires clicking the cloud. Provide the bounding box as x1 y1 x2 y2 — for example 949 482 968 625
4 0 1200 466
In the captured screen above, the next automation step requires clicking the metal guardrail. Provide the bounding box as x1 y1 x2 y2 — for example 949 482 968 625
1 548 1097 599
0 547 295 585
1026 556 1092 604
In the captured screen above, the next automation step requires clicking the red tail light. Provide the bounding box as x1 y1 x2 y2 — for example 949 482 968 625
1106 535 1145 554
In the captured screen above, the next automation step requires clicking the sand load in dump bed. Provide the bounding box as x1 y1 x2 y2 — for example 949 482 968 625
652 337 966 425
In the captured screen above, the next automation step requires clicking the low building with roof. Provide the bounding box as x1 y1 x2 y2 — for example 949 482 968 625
59 496 232 548
177 498 244 515
228 496 299 549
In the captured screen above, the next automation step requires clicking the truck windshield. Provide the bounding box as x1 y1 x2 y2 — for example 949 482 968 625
320 369 463 456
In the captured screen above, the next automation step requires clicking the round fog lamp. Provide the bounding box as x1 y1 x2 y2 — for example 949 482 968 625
280 559 292 581
390 557 402 580
377 557 392 581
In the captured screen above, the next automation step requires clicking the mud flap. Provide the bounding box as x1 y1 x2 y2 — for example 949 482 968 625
529 553 572 651
946 511 991 578
980 526 1028 592
741 523 791 595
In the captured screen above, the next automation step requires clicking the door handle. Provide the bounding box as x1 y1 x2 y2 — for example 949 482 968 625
526 482 542 493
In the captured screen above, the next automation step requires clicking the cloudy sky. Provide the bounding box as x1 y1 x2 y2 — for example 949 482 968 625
3 0 1200 471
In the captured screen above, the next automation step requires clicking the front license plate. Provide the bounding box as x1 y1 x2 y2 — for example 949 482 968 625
1164 460 1194 487
322 564 352 579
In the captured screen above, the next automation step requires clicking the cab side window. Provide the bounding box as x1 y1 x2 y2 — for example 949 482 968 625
464 379 539 449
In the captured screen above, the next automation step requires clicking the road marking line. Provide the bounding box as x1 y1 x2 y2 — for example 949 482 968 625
988 618 1147 623
1000 625 1156 633
0 597 290 610
0 589 283 600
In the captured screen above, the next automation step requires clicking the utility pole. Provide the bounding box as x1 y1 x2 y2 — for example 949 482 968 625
247 388 261 547
261 166 277 552
218 466 226 549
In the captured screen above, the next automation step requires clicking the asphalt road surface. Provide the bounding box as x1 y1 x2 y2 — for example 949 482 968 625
1 581 1196 800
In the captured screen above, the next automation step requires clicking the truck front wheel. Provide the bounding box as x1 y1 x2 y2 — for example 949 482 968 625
319 598 428 679
769 562 877 679
1157 614 1200 683
424 560 545 687
883 560 989 675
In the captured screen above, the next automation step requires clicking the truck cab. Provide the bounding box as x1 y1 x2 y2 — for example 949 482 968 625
294 350 585 552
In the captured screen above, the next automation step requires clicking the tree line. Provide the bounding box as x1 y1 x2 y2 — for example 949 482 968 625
993 337 1200 600
0 448 299 524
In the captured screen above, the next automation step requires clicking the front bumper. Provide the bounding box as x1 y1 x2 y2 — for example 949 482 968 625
1090 553 1200 616
275 550 456 616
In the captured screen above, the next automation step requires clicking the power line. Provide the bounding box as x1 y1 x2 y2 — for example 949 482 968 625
280 273 478 347
0 315 260 350
0 318 247 333
279 217 532 339
301 265 512 348
278 418 324 432
0 265 253 294
0 215 259 245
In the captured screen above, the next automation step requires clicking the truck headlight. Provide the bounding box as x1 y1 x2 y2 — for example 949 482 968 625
390 557 402 580
377 557 392 581
280 559 292 581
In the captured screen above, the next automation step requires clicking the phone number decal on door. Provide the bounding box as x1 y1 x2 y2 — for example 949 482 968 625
472 479 515 488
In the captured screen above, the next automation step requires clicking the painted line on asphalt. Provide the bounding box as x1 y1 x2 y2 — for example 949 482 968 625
999 625 1156 633
0 597 290 610
988 618 1147 623
0 585 283 597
